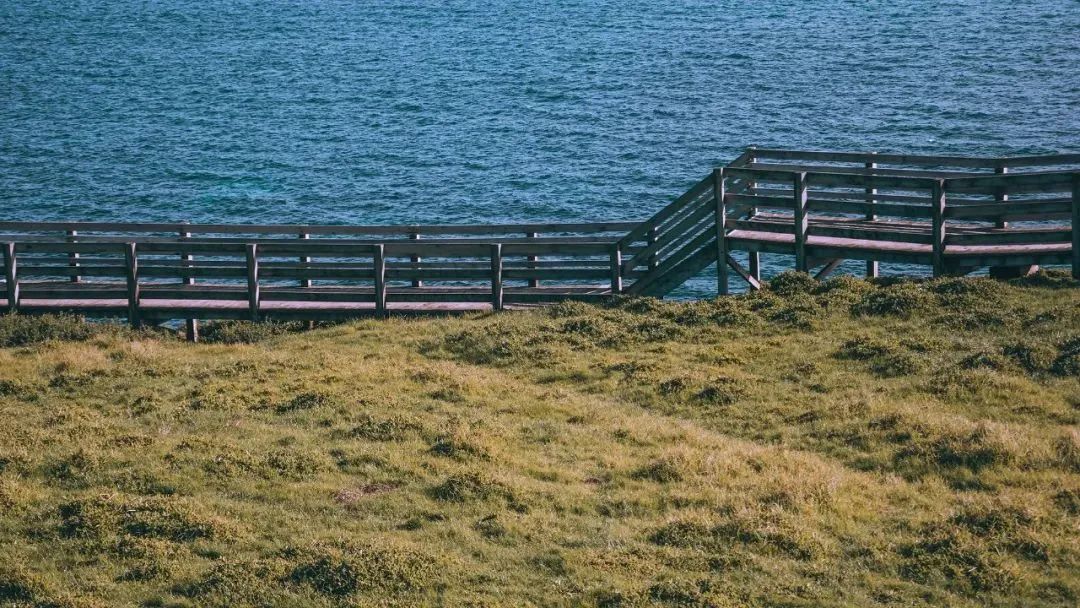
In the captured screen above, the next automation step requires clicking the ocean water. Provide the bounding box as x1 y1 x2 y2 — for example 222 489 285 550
2 0 1078 297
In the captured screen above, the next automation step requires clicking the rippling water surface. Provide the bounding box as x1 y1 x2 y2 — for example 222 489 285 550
2 1 1078 295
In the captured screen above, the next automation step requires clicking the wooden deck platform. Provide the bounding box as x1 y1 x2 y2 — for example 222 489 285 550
2 147 1077 337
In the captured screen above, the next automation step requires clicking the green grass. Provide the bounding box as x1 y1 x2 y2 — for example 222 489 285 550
0 271 1077 607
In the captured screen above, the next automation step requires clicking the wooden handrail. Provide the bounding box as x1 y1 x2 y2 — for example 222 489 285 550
749 148 1080 169
0 220 641 237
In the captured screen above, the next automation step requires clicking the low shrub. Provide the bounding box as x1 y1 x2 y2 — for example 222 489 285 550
429 472 503 503
0 313 102 347
199 320 309 344
695 376 748 405
851 282 933 318
274 391 334 414
767 271 818 297
337 414 423 442
631 458 683 483
1050 335 1080 377
287 543 433 596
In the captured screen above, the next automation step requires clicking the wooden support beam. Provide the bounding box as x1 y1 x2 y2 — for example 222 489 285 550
610 244 623 294
726 254 762 291
526 232 539 288
490 243 503 311
713 168 729 295
410 232 423 288
374 244 387 317
865 155 879 278
245 243 260 322
124 242 140 328
67 230 81 283
1072 174 1080 280
186 319 199 342
931 179 946 277
747 251 760 284
814 258 844 281
2 242 18 312
299 232 312 288
793 172 809 272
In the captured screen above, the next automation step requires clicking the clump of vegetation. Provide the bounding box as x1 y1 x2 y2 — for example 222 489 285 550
851 281 934 318
274 391 334 414
836 335 922 377
337 413 424 442
0 313 105 347
767 270 819 296
631 458 683 483
1051 335 1080 377
287 543 434 596
429 472 506 503
198 320 310 344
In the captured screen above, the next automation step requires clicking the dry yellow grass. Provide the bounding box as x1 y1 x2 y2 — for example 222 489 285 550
0 271 1077 607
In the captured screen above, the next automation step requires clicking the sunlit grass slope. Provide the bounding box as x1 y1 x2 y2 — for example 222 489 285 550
0 271 1077 607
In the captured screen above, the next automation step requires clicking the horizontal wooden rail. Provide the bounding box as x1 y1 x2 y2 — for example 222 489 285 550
748 148 1080 170
0 220 640 237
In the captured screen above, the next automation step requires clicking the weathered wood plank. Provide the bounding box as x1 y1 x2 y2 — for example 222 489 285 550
1073 174 1080 279
3 242 18 312
793 172 809 272
609 244 622 295
374 244 386 317
0 221 641 237
490 244 503 311
124 243 140 328
619 174 713 245
245 244 260 321
749 148 1080 169
931 180 946 277
714 169 728 295
726 254 761 291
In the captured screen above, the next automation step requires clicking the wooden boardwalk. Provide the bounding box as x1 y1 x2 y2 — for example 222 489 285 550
2 148 1078 337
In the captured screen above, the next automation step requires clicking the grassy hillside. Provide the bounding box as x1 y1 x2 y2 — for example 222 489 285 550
0 272 1077 607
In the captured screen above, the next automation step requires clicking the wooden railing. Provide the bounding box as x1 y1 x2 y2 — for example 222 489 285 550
714 150 1079 289
615 149 758 296
0 221 642 329
2 148 1077 328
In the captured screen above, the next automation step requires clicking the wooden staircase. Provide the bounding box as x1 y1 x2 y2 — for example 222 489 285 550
617 148 1080 296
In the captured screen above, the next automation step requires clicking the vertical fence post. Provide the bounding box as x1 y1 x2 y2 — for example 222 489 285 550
245 244 260 322
865 153 879 278
373 244 386 317
67 230 80 283
3 242 17 313
610 243 623 295
299 232 312 288
713 168 729 295
995 164 1009 229
124 243 140 328
490 243 503 311
931 179 947 277
647 226 660 271
526 232 539 288
1071 174 1080 280
746 149 760 282
793 172 809 273
410 232 422 288
181 222 197 341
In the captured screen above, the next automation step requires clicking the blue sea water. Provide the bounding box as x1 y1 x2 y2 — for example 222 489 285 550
2 0 1078 296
